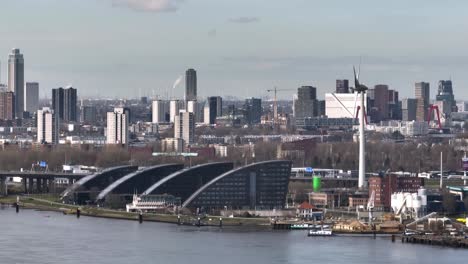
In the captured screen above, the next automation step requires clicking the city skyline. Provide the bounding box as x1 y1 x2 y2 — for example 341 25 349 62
0 1 467 100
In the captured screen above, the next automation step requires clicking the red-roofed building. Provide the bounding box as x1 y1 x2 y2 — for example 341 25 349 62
297 201 322 220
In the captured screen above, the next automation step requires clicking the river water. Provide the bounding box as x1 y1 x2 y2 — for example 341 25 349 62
1 208 467 264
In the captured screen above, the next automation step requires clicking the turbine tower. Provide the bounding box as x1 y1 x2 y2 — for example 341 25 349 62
354 67 368 189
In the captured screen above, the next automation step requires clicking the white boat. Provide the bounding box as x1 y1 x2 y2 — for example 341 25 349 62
308 228 333 237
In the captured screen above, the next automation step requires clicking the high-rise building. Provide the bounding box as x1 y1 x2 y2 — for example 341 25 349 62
169 100 180 123
388 90 401 120
24 82 39 114
436 80 456 113
52 86 78 122
37 107 59 144
402 98 417 121
204 96 222 125
106 107 130 145
8 49 24 117
152 100 169 123
336 80 350 93
244 98 262 124
174 111 195 146
80 105 97 123
415 82 430 122
373 85 389 122
294 86 318 121
0 91 15 120
185 69 197 102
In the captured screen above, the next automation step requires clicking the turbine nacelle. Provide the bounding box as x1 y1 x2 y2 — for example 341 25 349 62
353 66 368 93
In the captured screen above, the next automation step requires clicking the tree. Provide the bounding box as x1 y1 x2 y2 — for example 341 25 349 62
442 190 457 215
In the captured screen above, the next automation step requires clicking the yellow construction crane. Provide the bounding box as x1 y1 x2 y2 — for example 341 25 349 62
266 87 294 122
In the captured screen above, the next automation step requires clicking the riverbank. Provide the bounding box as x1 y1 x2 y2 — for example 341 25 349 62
0 196 271 228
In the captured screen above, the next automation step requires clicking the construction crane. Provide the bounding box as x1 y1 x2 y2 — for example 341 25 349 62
266 87 294 122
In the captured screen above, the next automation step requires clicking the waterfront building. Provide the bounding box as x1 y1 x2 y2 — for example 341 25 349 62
52 86 78 122
106 107 130 145
182 160 292 210
8 49 24 117
37 107 59 144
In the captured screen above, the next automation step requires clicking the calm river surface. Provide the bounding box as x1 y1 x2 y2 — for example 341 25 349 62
1 208 467 264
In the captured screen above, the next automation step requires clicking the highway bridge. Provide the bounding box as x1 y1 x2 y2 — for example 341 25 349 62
0 170 90 195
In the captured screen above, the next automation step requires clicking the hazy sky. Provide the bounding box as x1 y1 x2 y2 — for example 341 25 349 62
0 0 467 100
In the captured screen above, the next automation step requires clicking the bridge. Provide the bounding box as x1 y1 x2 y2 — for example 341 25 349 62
0 170 91 196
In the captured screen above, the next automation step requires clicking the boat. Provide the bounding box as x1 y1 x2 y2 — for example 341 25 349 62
307 226 333 236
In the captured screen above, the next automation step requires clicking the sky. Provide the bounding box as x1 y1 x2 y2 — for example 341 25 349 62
0 0 467 100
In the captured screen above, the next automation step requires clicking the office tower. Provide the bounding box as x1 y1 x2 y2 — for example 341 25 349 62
244 98 262 124
80 105 97 123
24 82 39 114
373 85 389 122
436 80 456 113
37 107 59 144
294 86 318 121
152 100 169 123
52 86 78 122
388 90 401 120
140 96 148 104
106 107 130 145
185 69 197 102
415 82 430 121
169 100 180 123
402 98 417 121
8 49 24 117
0 91 15 120
336 79 350 93
174 111 195 146
204 96 223 125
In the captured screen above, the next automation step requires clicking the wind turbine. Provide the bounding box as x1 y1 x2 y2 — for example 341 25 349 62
354 66 368 189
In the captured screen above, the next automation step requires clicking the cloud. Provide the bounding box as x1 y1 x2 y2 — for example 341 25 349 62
228 17 260 24
111 0 185 12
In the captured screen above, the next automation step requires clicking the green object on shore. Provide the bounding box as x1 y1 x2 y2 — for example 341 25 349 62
313 176 321 192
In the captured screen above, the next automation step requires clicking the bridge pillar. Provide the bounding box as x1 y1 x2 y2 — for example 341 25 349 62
42 179 48 193
23 177 27 193
0 177 7 196
28 177 34 194
36 178 42 193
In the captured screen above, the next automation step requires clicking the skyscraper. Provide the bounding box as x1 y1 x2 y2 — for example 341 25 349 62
37 107 59 144
169 100 180 123
174 111 195 146
204 96 223 125
415 82 430 122
294 86 318 121
336 80 350 93
106 107 130 145
25 82 39 114
244 98 262 125
436 80 456 113
8 49 24 117
373 84 389 122
185 69 197 102
152 100 169 123
0 91 15 121
402 98 417 121
52 86 78 122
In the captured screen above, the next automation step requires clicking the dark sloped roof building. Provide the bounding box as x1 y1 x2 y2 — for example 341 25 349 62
182 160 292 210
